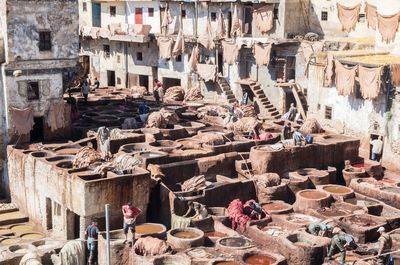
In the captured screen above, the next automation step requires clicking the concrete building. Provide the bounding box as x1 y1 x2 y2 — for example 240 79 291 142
0 0 80 196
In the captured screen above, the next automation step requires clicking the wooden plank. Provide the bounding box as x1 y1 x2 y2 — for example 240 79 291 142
292 85 307 120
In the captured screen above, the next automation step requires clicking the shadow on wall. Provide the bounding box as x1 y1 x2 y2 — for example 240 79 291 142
307 4 325 38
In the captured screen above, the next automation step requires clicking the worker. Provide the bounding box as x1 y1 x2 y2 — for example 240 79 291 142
192 202 208 220
281 122 292 140
243 200 267 220
122 202 142 242
376 227 392 265
138 100 150 115
85 219 99 265
370 136 383 162
225 101 242 124
153 79 163 105
307 222 332 237
91 77 100 91
282 103 298 121
293 127 304 146
328 228 357 265
81 78 90 104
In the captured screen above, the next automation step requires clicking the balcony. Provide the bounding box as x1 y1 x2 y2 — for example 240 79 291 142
80 23 152 43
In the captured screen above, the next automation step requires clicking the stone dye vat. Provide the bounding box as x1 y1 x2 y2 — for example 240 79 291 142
167 228 204 249
242 251 286 265
318 184 354 199
295 168 330 186
136 223 167 239
216 237 254 253
262 201 293 215
343 167 367 186
294 189 332 213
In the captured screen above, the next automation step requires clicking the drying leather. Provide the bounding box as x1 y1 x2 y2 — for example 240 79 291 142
9 106 35 135
254 4 274 34
222 40 239 65
253 43 272 66
377 12 400 43
358 65 383 100
337 3 360 32
335 60 357 96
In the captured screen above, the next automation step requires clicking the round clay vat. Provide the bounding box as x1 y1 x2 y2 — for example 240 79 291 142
10 224 33 233
0 238 21 246
136 223 167 239
153 255 191 265
294 190 332 213
210 259 240 265
205 231 229 244
29 151 52 158
216 237 253 252
342 167 367 186
249 145 286 175
296 168 330 186
91 115 121 126
344 197 383 215
207 207 229 223
198 129 234 141
352 160 383 180
242 251 285 265
159 125 188 140
46 155 75 163
8 244 36 254
55 161 73 170
327 166 337 184
20 232 46 240
203 142 232 153
286 213 321 226
320 184 354 199
149 140 182 153
118 143 152 154
167 228 204 249
284 173 312 200
262 201 293 215
179 121 206 135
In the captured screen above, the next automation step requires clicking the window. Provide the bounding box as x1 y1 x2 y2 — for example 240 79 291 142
148 8 154 17
358 14 366 23
321 11 328 21
181 9 186 18
176 54 182 62
136 52 143 61
211 12 217 21
117 77 121 85
82 2 87 12
117 55 121 63
103 45 110 58
39 31 52 51
27 82 40 100
110 6 116 17
325 106 333 120
274 8 279 19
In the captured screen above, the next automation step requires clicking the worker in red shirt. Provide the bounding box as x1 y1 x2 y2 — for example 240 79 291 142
122 202 141 242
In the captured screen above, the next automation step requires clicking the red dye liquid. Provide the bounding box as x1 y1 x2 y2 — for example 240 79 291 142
245 255 276 265
352 163 370 168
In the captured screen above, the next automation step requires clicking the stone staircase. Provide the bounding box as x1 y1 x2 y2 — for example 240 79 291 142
217 77 237 104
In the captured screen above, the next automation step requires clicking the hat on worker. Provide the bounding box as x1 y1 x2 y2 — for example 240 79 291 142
332 227 342 234
378 227 385 233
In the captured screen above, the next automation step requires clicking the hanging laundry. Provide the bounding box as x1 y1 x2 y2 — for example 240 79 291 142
47 100 65 132
222 40 239 65
89 27 99 39
358 65 383 100
301 41 324 76
172 28 185 58
108 23 122 35
215 11 226 40
9 106 35 135
198 19 215 50
161 7 174 33
231 4 242 38
253 43 272 66
391 64 400 86
196 64 217 82
337 3 360 33
365 3 377 30
98 28 111 39
188 45 200 72
377 13 400 44
335 60 357 96
81 26 92 37
254 4 274 34
158 37 173 60
324 52 334 87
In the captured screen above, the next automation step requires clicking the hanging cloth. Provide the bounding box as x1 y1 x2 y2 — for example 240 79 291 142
158 37 173 60
365 3 378 30
222 40 239 65
231 4 242 37
254 4 275 34
47 100 65 132
335 60 357 96
324 52 334 87
197 64 217 82
9 106 35 135
358 65 383 100
198 19 215 50
377 13 400 44
161 7 174 33
188 45 200 72
215 10 226 40
301 41 324 76
337 3 360 32
390 64 400 86
172 28 185 58
253 43 272 66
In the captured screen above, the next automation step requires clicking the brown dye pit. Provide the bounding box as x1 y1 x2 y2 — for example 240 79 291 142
0 238 20 245
245 255 276 265
215 262 240 265
136 224 164 234
10 225 33 233
300 191 326 199
205 231 227 238
352 163 371 168
323 186 351 194
262 202 288 211
317 208 349 217
344 216 378 227
173 231 199 239
20 233 45 240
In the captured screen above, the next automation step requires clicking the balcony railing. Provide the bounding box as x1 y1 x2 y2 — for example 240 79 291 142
80 23 152 43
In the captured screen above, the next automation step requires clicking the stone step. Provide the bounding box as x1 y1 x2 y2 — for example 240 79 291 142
226 94 236 100
268 110 280 116
0 210 29 226
251 85 262 91
257 94 266 99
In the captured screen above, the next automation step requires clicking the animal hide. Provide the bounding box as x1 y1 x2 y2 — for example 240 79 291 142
335 60 357 96
254 4 274 34
358 65 383 100
377 13 400 43
337 3 360 32
134 237 170 256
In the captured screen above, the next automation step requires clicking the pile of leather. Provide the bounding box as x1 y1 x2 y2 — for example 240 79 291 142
164 86 185 102
184 86 203 102
180 175 206 192
72 146 102 168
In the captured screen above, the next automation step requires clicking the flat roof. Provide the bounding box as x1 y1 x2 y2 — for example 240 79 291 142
340 54 400 66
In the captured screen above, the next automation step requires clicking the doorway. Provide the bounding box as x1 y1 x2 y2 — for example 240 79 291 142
107 70 116 87
139 75 149 91
218 52 223 75
31 117 44 142
80 56 90 76
369 134 381 161
92 3 101 27
162 77 181 89
45 198 53 230
135 8 143 24
284 90 296 112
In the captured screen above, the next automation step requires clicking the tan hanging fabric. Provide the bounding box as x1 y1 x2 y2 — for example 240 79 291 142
222 40 239 65
324 52 334 87
337 3 360 32
188 45 200 72
215 11 226 40
365 3 377 30
231 4 242 37
358 65 383 100
98 28 111 39
391 64 400 86
172 28 185 58
335 60 357 96
377 13 400 44
254 4 274 34
9 106 35 135
161 7 173 33
47 100 65 132
253 43 272 66
198 19 215 50
197 64 217 82
301 41 324 76
158 37 173 60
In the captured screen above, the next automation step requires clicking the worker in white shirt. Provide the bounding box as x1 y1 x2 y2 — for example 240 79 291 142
370 136 383 162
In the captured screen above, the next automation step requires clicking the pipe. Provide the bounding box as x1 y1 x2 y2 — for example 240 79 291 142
105 204 111 265
194 0 198 38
